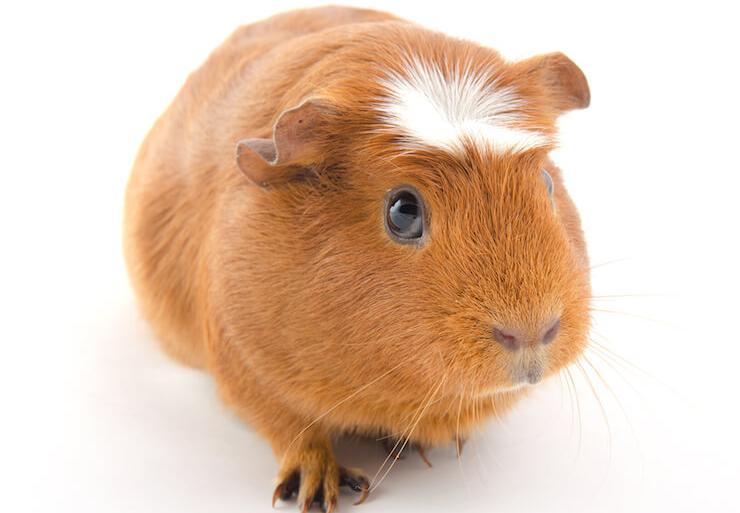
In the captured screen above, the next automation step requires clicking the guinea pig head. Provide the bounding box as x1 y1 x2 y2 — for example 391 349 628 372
234 49 591 404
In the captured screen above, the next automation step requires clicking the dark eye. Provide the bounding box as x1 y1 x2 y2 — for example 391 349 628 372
385 187 425 243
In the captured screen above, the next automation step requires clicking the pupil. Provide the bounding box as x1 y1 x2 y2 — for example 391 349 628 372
398 202 417 216
390 195 418 231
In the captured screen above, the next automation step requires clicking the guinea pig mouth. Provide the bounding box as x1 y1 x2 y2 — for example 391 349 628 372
508 347 548 387
488 382 531 394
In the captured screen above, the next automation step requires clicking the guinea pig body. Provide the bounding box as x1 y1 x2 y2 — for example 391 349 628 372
124 6 592 510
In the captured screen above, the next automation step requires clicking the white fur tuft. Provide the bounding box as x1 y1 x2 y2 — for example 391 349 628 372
377 57 550 154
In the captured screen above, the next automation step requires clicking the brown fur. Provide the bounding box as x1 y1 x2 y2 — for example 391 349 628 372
123 6 591 509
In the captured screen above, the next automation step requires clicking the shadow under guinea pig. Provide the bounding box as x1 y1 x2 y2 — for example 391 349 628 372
332 434 502 508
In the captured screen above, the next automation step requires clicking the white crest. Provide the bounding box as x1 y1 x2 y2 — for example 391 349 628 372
377 57 551 154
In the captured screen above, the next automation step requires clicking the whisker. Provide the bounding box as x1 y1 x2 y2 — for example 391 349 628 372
287 359 408 452
470 423 489 480
588 333 648 378
370 385 435 487
588 292 674 300
582 354 640 445
575 359 612 467
565 367 583 459
589 331 683 395
590 307 672 327
455 386 474 498
371 395 450 442
368 346 450 489
581 353 647 483
588 332 686 402
456 384 465 462
562 368 576 442
588 257 631 271
372 345 458 470
374 433 396 442
588 339 639 373
370 374 447 493
586 345 643 397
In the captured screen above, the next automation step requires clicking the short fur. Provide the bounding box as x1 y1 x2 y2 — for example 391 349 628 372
377 56 553 153
124 6 591 510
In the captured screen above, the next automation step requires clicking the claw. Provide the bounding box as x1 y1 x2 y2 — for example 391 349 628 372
272 483 289 508
272 471 300 507
272 486 280 508
353 485 369 506
417 446 433 468
273 464 367 510
455 435 466 458
340 467 370 505
323 498 336 513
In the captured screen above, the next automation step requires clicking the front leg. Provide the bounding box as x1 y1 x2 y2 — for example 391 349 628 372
271 428 369 512
209 346 370 510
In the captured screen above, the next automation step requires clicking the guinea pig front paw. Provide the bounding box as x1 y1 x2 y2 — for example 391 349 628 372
272 443 369 512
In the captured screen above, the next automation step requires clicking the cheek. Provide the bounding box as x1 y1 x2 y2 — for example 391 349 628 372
439 339 516 393
483 352 518 388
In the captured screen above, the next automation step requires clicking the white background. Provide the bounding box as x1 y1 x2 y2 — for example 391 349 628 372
1 1 739 512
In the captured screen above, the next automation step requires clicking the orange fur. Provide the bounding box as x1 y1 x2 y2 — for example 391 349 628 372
123 6 591 509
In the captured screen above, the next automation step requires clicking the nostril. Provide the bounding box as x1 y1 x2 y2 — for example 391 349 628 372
541 318 561 345
492 326 521 351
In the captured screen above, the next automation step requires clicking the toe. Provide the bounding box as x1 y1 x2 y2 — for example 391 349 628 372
339 467 370 505
321 464 340 512
296 461 325 511
321 494 337 513
273 470 300 507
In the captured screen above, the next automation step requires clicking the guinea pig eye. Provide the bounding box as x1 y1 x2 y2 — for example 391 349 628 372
385 187 425 243
541 169 554 197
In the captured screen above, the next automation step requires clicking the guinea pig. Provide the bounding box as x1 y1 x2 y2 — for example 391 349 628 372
123 5 591 512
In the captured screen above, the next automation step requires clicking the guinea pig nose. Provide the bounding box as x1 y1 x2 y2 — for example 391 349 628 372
491 326 522 351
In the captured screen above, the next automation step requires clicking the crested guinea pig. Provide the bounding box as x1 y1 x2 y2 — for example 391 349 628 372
124 5 591 511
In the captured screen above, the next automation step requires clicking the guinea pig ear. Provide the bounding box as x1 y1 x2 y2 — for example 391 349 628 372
235 99 331 186
517 52 591 112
